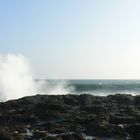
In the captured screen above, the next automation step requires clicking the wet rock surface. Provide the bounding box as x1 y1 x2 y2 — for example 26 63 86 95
0 94 139 140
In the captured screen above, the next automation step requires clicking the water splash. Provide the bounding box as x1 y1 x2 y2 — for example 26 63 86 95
0 54 71 101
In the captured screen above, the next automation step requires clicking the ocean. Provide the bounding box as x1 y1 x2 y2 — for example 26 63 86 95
45 79 140 96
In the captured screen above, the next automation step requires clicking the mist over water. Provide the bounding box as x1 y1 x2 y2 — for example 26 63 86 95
0 54 71 101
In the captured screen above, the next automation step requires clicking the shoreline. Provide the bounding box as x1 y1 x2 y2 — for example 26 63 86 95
3 93 140 103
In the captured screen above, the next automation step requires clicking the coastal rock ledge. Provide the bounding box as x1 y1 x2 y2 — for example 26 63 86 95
0 94 139 140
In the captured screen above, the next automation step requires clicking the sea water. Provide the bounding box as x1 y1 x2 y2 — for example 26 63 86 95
44 80 140 96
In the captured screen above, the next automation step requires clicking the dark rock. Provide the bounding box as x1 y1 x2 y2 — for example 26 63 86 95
107 94 134 105
134 95 140 106
109 116 136 124
85 123 113 137
126 124 140 137
0 130 12 140
0 94 139 139
62 133 84 140
33 130 47 139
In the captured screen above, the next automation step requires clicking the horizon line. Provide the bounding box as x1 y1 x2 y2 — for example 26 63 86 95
34 79 140 80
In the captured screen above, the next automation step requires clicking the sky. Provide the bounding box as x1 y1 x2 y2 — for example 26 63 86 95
0 0 140 79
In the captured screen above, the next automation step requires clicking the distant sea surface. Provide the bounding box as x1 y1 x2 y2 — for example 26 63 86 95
44 80 140 96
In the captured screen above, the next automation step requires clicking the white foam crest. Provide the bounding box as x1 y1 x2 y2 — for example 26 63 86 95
37 80 74 95
0 54 72 101
0 54 38 100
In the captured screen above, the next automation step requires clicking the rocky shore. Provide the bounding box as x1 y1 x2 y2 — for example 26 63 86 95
0 94 139 140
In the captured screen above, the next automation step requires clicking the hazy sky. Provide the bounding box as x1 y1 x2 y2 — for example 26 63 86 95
0 0 140 79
